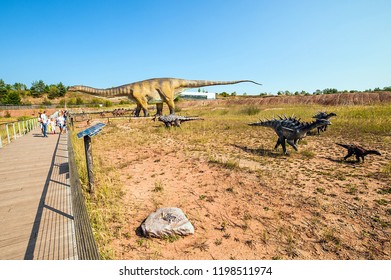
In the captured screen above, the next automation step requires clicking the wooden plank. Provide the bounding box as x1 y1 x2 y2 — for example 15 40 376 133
0 127 77 260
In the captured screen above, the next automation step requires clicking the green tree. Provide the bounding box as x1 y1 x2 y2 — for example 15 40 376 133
219 92 229 97
2 92 21 105
48 84 60 99
0 79 7 100
57 82 67 97
30 80 46 97
313 89 322 95
323 88 338 94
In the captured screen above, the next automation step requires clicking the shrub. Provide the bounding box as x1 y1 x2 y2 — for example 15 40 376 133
243 106 260 115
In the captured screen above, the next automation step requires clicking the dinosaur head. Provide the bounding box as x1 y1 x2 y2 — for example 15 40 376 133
314 119 331 126
329 112 337 117
370 150 382 156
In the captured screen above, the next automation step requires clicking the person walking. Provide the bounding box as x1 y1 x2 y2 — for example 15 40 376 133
38 112 43 134
40 111 48 137
56 111 65 134
50 118 56 134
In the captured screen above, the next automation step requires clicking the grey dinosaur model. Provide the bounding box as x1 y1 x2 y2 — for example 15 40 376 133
154 114 204 127
336 143 381 162
249 115 331 154
312 112 337 134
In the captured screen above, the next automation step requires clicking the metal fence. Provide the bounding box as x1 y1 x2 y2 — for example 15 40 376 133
0 118 39 148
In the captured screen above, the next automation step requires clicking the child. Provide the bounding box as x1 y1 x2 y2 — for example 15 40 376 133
50 118 56 134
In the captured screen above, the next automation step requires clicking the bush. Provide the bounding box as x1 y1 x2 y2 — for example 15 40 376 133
42 98 52 105
76 97 84 105
240 106 260 115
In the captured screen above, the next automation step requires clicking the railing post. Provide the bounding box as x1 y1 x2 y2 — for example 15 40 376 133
22 121 26 134
83 135 95 194
18 122 21 137
6 124 10 143
13 123 17 140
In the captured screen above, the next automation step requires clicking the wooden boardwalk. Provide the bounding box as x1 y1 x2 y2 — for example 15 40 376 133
0 127 77 260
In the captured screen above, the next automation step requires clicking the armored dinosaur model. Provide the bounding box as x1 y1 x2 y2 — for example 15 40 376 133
154 114 204 127
336 143 381 162
68 78 262 117
248 116 331 154
112 108 133 116
312 111 337 134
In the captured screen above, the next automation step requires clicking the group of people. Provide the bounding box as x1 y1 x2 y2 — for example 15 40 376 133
38 110 67 137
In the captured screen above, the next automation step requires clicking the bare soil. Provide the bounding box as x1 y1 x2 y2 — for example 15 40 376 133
80 97 391 260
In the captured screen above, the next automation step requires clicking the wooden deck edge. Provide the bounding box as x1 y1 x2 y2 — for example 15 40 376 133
67 131 100 260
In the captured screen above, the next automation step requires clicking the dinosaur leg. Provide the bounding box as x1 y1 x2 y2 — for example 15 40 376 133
174 119 181 127
156 88 175 114
281 138 288 155
134 104 141 117
287 139 298 151
155 103 163 116
344 151 353 161
137 97 149 117
274 138 281 150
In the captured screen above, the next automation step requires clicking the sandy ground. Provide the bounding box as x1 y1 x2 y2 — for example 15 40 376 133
3 94 390 260
83 110 390 260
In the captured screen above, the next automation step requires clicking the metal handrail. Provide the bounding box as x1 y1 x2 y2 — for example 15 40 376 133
0 118 39 148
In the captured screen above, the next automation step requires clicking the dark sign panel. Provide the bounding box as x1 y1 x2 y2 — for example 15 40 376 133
77 123 106 138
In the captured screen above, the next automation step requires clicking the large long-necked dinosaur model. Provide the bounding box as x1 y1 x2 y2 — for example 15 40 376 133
248 116 331 154
336 143 381 162
68 78 262 117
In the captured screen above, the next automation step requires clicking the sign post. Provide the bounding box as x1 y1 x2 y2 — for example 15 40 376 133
77 123 106 194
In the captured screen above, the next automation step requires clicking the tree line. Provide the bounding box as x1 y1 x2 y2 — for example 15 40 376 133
0 79 67 105
217 86 391 98
1 78 391 105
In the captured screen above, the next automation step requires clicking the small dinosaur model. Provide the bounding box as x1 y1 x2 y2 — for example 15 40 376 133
154 114 204 127
249 116 331 154
336 143 381 162
68 78 262 117
312 112 337 134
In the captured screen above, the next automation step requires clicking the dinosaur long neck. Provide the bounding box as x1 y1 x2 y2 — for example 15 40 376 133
304 120 326 132
71 85 131 97
177 79 262 89
326 113 335 119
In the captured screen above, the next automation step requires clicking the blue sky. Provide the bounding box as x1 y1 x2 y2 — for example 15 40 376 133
1 0 390 94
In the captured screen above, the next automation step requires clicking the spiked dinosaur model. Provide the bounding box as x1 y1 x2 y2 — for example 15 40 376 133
312 112 337 134
154 114 203 127
248 115 331 154
336 143 381 162
68 78 262 117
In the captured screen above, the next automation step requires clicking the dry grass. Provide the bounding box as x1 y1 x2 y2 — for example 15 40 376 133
71 101 391 260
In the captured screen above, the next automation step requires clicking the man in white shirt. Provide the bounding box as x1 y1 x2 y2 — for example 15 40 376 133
40 111 48 137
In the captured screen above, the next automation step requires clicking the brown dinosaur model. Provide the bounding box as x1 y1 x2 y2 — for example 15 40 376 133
68 78 262 117
336 143 381 162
